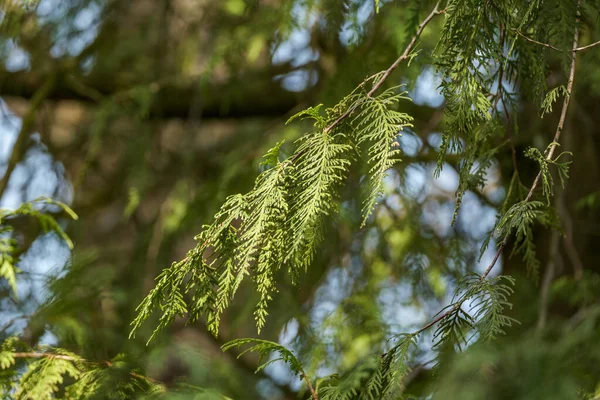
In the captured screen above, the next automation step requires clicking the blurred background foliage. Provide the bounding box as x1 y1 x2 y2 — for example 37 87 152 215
0 0 599 398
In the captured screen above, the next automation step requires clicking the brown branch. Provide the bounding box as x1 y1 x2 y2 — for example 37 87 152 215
302 372 318 400
476 0 581 290
524 1 581 203
512 29 562 52
397 0 583 346
0 62 302 120
0 74 56 200
512 29 597 53
575 39 600 52
11 352 160 384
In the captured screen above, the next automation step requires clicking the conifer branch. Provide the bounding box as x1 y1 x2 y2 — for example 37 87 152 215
323 2 446 135
411 243 504 337
524 1 580 202
480 0 582 281
132 0 448 340
391 0 583 352
10 352 160 383
222 338 317 399
494 26 520 179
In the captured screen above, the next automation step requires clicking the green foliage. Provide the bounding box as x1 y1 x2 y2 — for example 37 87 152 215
286 104 327 128
583 382 600 400
0 197 78 248
432 0 513 222
450 122 504 224
0 229 19 297
3 0 596 398
0 197 78 296
128 3 586 397
237 144 291 331
433 305 474 352
131 81 414 339
285 130 352 272
434 0 495 166
15 351 83 400
431 306 600 399
492 201 557 279
318 334 417 400
318 360 381 400
221 335 420 400
576 190 600 210
309 272 516 399
130 121 353 338
222 338 305 377
352 86 413 226
0 338 163 399
464 275 518 342
541 86 568 117
433 274 517 350
148 385 232 400
525 142 572 204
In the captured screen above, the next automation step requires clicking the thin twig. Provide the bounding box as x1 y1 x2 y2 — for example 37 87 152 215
411 239 504 338
65 75 104 102
323 2 446 134
575 39 600 52
401 0 583 346
524 1 581 202
512 29 597 53
281 3 446 173
512 29 562 52
0 314 30 334
302 372 318 400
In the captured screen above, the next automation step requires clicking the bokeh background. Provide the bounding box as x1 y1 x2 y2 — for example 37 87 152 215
1 0 600 398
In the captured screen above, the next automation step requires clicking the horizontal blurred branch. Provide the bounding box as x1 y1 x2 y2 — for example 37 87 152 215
0 62 302 119
11 352 160 384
